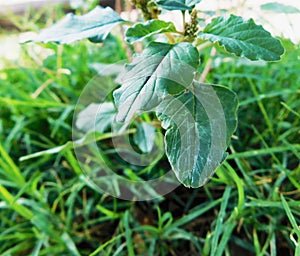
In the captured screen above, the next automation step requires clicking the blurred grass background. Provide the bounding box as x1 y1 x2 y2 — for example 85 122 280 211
0 0 299 255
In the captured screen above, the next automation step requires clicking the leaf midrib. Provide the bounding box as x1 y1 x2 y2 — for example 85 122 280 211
201 33 280 57
121 44 176 119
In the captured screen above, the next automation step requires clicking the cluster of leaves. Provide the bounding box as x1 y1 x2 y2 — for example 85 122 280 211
28 0 285 187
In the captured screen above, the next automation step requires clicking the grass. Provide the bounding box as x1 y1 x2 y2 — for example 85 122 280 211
0 5 300 256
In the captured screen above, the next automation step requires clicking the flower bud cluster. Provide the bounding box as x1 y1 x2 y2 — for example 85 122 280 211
184 9 198 40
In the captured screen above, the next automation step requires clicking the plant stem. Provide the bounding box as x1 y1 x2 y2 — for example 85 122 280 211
115 0 122 13
182 10 186 31
197 41 212 51
199 47 216 83
165 32 175 44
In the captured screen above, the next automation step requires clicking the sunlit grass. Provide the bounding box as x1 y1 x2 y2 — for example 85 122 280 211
0 5 299 256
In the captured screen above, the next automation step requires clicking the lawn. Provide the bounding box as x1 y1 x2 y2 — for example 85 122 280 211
0 1 299 255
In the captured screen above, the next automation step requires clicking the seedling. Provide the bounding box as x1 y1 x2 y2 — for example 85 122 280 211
28 0 284 187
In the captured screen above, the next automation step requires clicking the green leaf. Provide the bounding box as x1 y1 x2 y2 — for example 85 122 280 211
61 232 81 256
0 184 34 220
19 130 135 161
281 195 300 238
156 0 201 11
133 122 156 153
126 20 176 43
261 3 300 14
156 81 238 187
113 42 199 122
198 14 284 61
75 102 116 133
31 6 124 44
